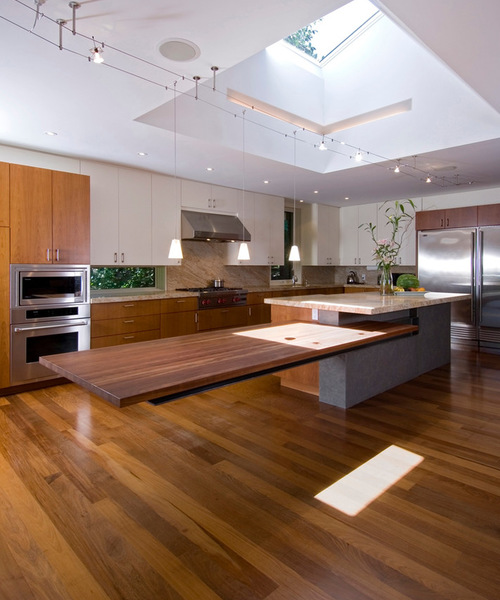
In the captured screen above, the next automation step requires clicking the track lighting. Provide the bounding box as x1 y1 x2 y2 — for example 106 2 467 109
318 137 327 151
426 175 432 183
394 164 400 173
355 150 363 162
90 45 104 63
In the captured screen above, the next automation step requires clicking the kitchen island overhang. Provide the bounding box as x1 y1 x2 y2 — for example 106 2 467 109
265 291 470 408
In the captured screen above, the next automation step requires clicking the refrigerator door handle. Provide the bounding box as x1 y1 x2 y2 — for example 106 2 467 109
476 229 483 324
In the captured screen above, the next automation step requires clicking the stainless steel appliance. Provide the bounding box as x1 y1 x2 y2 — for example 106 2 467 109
176 287 247 309
10 264 91 385
418 227 500 350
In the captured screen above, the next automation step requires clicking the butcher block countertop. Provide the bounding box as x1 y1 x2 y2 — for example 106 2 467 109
40 320 417 408
265 291 470 315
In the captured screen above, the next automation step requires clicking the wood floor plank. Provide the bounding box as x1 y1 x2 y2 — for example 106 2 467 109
0 346 499 599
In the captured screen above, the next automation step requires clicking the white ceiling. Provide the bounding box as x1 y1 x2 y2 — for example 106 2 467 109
1 0 500 207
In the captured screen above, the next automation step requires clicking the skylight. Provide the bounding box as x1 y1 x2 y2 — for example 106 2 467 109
284 0 380 65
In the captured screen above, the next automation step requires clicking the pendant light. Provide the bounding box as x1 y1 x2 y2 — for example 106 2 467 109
237 109 250 261
168 81 183 260
289 131 300 262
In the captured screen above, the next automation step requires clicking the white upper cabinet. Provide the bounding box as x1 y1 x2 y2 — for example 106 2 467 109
181 180 240 213
152 174 182 266
339 204 378 266
377 201 416 266
226 192 284 266
84 161 152 266
301 203 340 266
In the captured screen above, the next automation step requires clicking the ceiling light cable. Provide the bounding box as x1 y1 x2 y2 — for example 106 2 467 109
237 108 250 261
289 131 301 263
56 19 66 50
168 80 183 260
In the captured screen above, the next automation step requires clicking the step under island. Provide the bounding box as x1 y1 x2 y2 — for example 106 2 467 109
265 291 469 408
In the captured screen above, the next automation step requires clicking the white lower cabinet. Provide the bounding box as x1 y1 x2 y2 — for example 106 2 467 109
301 203 340 265
339 204 378 266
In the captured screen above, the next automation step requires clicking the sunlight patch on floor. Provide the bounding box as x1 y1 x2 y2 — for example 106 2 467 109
314 445 424 516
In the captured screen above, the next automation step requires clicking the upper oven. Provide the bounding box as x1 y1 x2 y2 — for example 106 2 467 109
10 264 90 309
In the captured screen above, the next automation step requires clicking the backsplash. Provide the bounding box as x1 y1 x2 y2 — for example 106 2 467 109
165 241 416 290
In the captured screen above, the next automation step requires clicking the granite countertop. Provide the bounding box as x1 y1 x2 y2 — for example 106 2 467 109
264 291 470 315
90 283 348 303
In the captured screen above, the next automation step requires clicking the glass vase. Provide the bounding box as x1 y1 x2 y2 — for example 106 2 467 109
379 264 394 295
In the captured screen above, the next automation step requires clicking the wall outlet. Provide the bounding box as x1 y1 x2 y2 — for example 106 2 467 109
312 308 319 321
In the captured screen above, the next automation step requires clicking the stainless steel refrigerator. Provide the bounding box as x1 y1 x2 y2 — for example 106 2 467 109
417 227 500 351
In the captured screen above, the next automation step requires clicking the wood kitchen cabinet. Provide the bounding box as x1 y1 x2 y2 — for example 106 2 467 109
0 227 9 387
478 203 500 226
198 305 248 331
91 300 161 348
415 206 478 230
160 297 198 337
10 165 90 264
0 162 9 227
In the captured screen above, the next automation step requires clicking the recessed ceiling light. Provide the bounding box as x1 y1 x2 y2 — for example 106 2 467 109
206 167 214 171
345 197 349 200
138 152 148 156
263 180 269 184
45 131 57 136
158 38 201 62
314 190 319 194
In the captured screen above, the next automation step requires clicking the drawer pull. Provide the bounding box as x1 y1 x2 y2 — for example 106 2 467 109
176 300 186 303
123 335 135 340
123 319 135 323
123 304 135 308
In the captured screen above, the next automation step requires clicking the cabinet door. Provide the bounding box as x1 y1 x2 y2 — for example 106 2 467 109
82 160 120 265
267 195 285 265
10 164 53 263
339 206 359 265
415 210 445 230
152 174 182 265
445 206 477 228
52 171 90 264
118 169 152 265
181 180 212 210
161 311 198 337
0 162 9 227
0 227 9 387
211 184 241 213
478 203 500 226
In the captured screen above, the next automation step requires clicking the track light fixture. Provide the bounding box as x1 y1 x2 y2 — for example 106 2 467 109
355 150 363 162
426 175 432 183
90 42 104 63
318 137 327 151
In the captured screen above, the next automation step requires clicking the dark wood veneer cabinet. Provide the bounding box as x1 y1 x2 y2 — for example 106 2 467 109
415 206 478 230
478 204 500 226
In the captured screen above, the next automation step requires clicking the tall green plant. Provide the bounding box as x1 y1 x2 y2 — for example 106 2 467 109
360 199 416 269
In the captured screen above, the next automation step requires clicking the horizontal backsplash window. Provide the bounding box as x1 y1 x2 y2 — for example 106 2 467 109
90 267 164 292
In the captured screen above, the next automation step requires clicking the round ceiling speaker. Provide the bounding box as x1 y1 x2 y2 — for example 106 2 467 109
158 39 200 62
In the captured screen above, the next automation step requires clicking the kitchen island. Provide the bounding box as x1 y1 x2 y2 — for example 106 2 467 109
265 291 469 407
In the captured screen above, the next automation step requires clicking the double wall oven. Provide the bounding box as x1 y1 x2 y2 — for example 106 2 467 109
10 264 90 385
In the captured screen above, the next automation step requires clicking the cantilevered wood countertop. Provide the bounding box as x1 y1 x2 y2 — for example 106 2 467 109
40 320 417 408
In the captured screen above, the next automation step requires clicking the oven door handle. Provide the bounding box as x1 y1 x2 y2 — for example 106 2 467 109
13 321 89 333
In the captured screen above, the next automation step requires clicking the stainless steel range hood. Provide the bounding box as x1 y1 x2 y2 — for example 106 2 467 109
181 210 251 242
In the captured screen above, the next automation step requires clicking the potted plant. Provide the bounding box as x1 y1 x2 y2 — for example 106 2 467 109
360 199 416 294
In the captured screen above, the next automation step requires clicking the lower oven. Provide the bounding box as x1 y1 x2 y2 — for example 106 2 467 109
10 305 90 386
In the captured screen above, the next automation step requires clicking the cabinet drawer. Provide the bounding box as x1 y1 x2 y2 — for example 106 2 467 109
246 292 267 305
92 314 160 337
198 306 248 331
91 330 160 349
161 297 198 313
161 311 198 338
91 299 161 320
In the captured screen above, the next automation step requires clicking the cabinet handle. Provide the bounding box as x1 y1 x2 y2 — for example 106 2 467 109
446 218 449 227
123 335 135 340
176 300 186 304
114 252 118 263
46 248 51 262
123 304 135 308
194 313 198 323
123 319 135 323
55 248 60 262
121 252 125 263
248 307 252 316
440 218 444 227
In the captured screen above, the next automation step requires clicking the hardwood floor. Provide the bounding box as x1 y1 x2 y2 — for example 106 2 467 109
0 346 498 600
